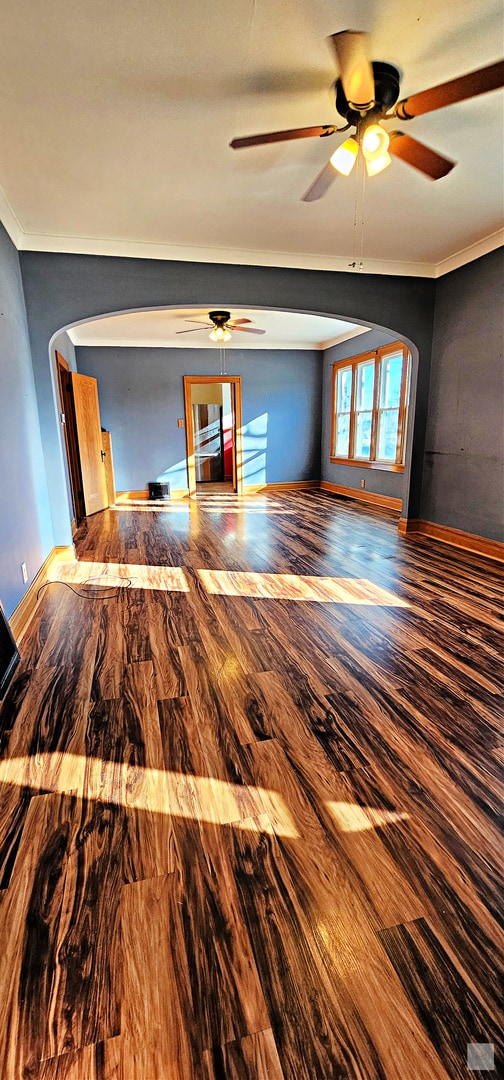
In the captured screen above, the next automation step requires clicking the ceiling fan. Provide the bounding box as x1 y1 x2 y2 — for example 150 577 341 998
176 310 266 341
230 30 504 201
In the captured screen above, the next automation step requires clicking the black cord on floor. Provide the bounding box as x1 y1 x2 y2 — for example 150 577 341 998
37 576 134 601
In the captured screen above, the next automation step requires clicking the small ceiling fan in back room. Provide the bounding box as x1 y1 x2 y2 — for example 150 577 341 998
176 310 266 342
230 30 504 201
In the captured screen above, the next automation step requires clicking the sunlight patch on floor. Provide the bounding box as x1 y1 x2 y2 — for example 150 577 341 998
0 753 299 838
50 561 190 592
197 569 409 606
113 502 191 513
192 505 294 514
111 499 294 514
327 801 410 832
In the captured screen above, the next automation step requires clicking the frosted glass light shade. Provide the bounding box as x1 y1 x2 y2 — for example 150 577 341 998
366 151 391 176
361 124 390 161
330 138 359 176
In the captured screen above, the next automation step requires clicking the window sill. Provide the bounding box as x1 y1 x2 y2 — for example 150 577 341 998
329 458 405 473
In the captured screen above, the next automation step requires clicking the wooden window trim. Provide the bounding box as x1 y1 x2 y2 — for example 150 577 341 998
353 354 377 462
331 362 353 461
330 342 410 469
348 365 356 460
329 458 405 473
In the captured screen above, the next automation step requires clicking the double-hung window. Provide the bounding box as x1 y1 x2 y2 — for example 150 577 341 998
331 342 410 471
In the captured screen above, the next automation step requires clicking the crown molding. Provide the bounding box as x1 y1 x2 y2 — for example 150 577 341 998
0 185 25 249
2 197 501 279
434 228 504 277
12 229 436 277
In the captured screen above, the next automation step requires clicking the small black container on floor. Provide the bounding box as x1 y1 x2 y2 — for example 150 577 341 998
148 482 171 500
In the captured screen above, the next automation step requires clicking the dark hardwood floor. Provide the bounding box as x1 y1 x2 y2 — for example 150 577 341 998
0 490 502 1079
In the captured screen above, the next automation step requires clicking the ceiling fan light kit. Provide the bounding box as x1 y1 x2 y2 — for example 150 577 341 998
329 121 391 177
229 30 504 201
209 326 232 342
205 310 232 342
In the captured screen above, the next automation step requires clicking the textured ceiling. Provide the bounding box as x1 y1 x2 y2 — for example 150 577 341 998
0 0 502 277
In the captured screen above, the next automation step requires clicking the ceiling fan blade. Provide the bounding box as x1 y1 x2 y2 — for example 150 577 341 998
184 319 213 326
232 326 266 335
230 125 336 149
175 326 208 335
301 161 338 202
395 59 504 119
389 132 456 180
329 30 375 109
228 319 252 326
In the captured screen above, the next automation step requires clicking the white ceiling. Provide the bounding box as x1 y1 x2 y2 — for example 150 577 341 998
68 308 370 350
0 0 503 278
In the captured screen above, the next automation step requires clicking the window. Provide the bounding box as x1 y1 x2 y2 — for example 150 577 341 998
330 343 410 471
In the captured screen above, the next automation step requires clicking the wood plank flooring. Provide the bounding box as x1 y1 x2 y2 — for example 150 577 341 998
0 490 502 1079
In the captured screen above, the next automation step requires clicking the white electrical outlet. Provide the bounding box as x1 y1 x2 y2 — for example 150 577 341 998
21 562 28 584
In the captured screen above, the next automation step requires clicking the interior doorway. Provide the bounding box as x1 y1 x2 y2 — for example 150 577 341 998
183 376 243 496
56 351 85 525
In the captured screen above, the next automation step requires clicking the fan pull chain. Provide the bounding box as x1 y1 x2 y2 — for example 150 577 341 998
349 151 365 272
219 346 227 375
359 158 366 268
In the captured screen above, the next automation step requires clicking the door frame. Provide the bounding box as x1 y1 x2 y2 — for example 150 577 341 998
56 351 85 525
183 376 243 496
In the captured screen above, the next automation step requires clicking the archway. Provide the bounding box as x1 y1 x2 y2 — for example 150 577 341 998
18 252 432 544
48 304 418 527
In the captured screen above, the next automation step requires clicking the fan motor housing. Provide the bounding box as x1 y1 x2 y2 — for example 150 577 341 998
335 61 401 123
208 310 231 326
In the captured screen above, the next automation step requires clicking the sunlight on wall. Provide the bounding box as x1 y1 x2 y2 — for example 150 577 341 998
0 752 299 838
196 569 409 606
327 801 409 832
241 413 268 487
156 457 188 492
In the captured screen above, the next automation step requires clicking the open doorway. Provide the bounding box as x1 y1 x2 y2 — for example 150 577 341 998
56 351 85 525
183 376 243 496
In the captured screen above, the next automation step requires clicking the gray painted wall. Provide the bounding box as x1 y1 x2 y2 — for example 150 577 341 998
76 346 322 491
0 224 53 617
19 251 436 541
321 329 407 501
421 247 504 541
0 240 500 623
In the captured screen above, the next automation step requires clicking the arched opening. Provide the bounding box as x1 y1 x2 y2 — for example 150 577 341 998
48 303 419 531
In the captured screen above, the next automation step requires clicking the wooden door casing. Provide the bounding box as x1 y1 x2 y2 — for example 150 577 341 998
56 352 85 524
101 431 116 506
183 376 243 496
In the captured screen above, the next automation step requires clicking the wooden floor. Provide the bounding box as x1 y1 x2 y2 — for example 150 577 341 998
0 490 502 1080
195 482 234 494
